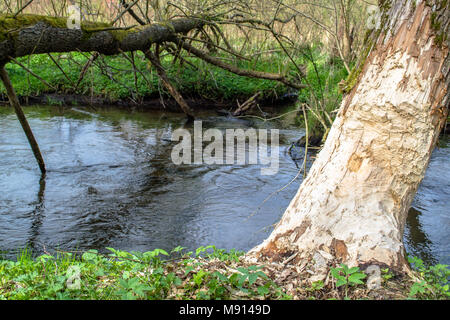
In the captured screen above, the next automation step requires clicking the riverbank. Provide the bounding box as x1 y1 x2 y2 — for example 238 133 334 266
0 247 448 300
0 52 296 104
3 52 447 136
0 91 298 113
0 50 346 120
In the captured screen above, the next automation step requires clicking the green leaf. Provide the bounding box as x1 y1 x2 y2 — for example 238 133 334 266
330 268 341 279
257 286 270 295
409 281 426 297
184 266 194 276
213 271 228 283
336 278 347 288
95 268 105 277
340 264 350 274
347 267 360 274
237 267 249 275
171 246 185 253
348 273 366 285
256 271 268 280
248 273 259 285
238 274 248 286
154 249 169 256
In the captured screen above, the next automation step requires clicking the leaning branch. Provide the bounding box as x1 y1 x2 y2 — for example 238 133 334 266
145 49 195 120
0 64 46 174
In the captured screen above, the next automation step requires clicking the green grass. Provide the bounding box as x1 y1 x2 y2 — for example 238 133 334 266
0 246 288 300
0 51 293 102
1 246 448 300
407 256 450 299
295 48 349 138
0 47 351 140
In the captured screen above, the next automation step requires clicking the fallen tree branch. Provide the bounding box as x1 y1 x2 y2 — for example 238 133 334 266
233 92 261 116
0 15 204 61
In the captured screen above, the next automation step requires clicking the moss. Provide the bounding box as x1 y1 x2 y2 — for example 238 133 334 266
340 37 375 94
108 26 149 42
428 1 448 47
0 14 67 30
0 14 112 42
0 14 64 41
430 12 442 31
156 21 176 33
109 29 131 42
434 32 447 47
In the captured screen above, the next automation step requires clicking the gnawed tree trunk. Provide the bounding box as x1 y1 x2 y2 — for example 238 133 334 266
250 0 449 274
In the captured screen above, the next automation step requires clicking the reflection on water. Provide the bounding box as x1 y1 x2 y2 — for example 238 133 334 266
405 208 436 264
0 105 448 265
404 135 450 265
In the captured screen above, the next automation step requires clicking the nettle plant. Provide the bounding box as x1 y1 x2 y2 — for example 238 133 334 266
330 264 367 298
407 256 450 300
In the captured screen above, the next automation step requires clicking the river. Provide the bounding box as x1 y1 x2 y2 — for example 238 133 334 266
0 105 448 265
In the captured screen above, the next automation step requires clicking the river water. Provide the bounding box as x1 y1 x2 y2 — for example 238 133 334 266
0 105 448 265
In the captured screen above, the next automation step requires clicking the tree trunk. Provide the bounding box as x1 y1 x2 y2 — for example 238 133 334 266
250 0 449 274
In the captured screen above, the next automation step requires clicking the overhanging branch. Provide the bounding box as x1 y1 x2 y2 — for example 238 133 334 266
0 14 204 60
172 37 307 90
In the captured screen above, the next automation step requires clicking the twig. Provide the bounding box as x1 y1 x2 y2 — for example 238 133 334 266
112 0 140 25
13 0 34 17
145 48 195 120
8 56 56 90
75 52 100 90
174 37 307 90
46 53 75 87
